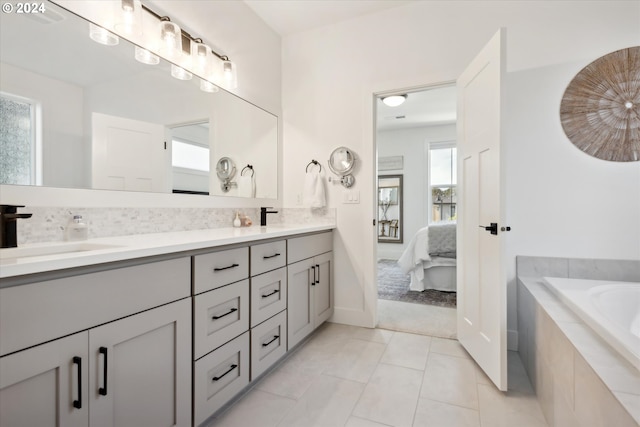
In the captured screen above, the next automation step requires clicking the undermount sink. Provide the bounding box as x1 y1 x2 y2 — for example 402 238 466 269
0 242 123 260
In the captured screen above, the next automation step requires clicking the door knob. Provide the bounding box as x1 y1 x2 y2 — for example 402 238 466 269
479 223 498 235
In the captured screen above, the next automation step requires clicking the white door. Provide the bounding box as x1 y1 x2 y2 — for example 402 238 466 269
92 112 168 192
456 29 507 391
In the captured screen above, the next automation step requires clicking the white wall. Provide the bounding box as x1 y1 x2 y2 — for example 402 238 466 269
1 63 85 188
377 124 456 260
281 1 640 337
2 0 282 208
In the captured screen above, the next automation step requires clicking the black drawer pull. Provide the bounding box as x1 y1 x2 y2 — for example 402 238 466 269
213 263 239 272
262 335 280 347
212 364 238 381
311 266 316 286
261 289 280 298
316 264 320 284
263 253 281 260
212 307 238 320
98 347 108 396
73 356 82 409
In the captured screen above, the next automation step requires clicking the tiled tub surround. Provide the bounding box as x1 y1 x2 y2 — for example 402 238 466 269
517 256 640 427
16 207 335 244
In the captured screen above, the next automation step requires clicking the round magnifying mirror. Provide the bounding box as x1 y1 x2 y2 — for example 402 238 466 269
328 147 356 175
216 157 236 180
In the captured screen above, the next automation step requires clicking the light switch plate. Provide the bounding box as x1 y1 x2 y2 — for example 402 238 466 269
342 190 360 204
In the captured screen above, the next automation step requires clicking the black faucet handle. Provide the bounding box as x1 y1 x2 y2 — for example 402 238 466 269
1 204 26 214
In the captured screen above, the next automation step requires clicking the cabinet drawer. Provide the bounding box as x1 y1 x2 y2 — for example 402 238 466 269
250 240 286 276
194 332 249 426
0 257 190 357
287 232 332 264
250 311 287 381
193 247 249 294
250 268 287 327
194 280 249 359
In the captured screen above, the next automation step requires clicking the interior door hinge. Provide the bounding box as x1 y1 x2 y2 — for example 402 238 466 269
164 141 167 150
373 219 376 226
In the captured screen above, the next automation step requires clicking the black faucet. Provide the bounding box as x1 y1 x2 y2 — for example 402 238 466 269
1 205 33 248
260 207 278 227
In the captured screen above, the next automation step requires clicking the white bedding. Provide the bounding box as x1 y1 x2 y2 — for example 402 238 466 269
397 223 457 292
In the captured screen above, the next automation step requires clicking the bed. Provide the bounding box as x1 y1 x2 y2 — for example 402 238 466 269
397 222 457 292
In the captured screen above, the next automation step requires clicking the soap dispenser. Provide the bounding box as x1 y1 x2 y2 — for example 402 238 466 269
233 211 241 228
66 215 88 241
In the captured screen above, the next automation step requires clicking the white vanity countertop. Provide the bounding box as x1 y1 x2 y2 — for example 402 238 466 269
0 224 335 279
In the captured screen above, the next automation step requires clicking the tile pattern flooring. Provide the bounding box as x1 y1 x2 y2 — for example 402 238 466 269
204 323 548 427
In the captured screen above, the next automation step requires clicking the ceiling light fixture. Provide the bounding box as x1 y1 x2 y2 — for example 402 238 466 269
382 94 407 107
114 0 142 35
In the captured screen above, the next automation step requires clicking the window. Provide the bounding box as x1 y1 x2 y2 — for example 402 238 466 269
428 142 457 223
171 139 209 172
0 93 40 185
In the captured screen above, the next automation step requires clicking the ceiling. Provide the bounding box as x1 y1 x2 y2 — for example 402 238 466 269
376 86 457 131
243 0 415 36
243 1 456 131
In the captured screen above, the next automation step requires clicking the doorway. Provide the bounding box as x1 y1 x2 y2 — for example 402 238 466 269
375 84 458 338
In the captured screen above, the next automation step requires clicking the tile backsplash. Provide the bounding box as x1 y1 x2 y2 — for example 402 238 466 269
18 207 336 244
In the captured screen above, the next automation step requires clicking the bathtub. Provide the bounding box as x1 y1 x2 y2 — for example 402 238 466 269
543 277 640 371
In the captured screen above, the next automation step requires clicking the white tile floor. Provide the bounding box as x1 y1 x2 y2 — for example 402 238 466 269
204 323 549 427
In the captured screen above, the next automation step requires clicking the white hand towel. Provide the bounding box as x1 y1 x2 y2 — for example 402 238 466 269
237 175 253 198
303 171 326 208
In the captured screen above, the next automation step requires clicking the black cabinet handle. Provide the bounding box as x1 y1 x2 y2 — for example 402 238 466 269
213 263 239 272
262 335 280 347
315 264 320 284
73 356 82 409
212 307 238 320
263 253 281 260
98 347 108 396
212 364 238 381
311 266 316 286
261 289 279 298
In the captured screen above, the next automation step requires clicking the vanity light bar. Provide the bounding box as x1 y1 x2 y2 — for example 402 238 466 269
139 3 232 63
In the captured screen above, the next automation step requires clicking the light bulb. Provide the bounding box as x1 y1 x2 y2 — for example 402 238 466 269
159 19 182 59
114 0 142 35
191 39 212 76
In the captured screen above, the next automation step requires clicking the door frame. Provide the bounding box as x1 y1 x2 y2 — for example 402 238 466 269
370 80 457 326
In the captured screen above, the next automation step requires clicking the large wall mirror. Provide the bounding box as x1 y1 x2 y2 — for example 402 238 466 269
378 175 403 243
0 1 277 198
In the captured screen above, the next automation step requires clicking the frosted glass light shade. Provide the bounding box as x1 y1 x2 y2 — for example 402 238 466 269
135 46 159 65
114 0 142 35
222 60 237 89
89 23 119 46
171 64 192 80
382 95 407 107
200 79 219 93
159 20 182 58
191 40 212 76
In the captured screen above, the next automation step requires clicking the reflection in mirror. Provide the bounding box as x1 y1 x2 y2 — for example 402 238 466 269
0 1 278 198
171 121 210 195
378 175 403 243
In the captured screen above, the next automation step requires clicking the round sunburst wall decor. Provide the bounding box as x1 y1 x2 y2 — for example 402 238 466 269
560 46 640 162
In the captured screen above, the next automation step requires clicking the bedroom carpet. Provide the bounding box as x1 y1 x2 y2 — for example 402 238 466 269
377 299 457 339
377 259 457 309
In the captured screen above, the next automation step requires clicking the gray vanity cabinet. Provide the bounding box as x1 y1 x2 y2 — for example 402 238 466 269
287 233 333 350
0 332 89 427
0 259 192 427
